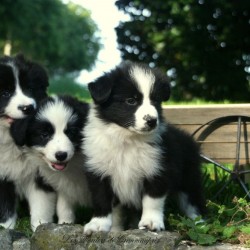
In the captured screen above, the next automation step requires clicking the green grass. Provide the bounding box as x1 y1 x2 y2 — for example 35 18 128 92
167 98 231 105
15 217 33 237
201 163 248 203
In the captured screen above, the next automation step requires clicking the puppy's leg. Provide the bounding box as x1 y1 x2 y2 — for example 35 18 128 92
111 204 123 232
57 193 75 224
139 194 166 231
27 183 56 231
178 166 206 221
84 214 112 235
178 192 205 223
0 179 17 229
83 174 113 235
0 213 17 229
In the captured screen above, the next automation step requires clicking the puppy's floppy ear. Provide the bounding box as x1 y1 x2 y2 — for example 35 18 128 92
160 80 171 101
154 69 171 102
10 117 31 146
88 74 113 104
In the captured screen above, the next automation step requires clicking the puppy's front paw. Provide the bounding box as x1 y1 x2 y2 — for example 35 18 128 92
0 213 17 230
31 219 48 232
138 214 165 231
58 214 75 225
84 216 112 235
111 225 123 232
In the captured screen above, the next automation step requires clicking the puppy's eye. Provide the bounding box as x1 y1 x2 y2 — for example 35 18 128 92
40 132 50 140
125 98 137 106
65 127 79 138
1 91 11 98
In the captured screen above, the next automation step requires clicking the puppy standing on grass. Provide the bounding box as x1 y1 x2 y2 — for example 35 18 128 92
0 54 52 230
82 61 206 234
11 95 92 227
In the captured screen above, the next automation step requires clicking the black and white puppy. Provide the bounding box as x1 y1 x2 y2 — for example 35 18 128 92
11 95 91 226
82 61 206 234
0 54 49 229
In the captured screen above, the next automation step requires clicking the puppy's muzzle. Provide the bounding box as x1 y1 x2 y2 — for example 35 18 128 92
144 115 157 130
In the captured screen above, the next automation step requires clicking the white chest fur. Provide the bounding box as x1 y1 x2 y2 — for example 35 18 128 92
0 125 44 196
83 109 163 209
39 152 91 206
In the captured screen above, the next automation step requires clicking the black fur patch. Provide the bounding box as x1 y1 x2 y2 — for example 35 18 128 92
35 173 54 193
0 178 16 222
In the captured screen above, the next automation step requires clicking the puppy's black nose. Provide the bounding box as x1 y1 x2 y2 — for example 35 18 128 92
18 104 35 115
146 118 157 129
55 151 68 162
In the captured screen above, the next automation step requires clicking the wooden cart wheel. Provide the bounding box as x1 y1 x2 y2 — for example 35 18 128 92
191 115 250 199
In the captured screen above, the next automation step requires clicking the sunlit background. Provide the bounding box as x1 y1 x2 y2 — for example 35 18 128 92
68 0 129 84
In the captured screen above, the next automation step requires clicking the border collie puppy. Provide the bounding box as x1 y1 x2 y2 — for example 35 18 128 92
11 95 91 226
0 54 49 229
82 61 206 234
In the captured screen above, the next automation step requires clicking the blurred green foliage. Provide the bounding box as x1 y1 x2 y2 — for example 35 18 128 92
0 0 101 74
115 0 250 102
48 76 91 101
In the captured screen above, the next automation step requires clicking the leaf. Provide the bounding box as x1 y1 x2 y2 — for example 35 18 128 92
223 226 237 238
180 217 196 228
237 198 248 206
240 225 250 234
196 224 211 234
187 230 218 245
218 205 226 214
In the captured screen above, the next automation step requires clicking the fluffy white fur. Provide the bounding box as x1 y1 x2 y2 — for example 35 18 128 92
129 66 158 133
83 106 164 210
139 195 166 231
36 152 91 224
84 214 112 236
26 181 56 231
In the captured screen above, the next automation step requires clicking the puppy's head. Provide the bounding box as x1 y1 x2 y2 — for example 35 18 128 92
88 61 170 134
11 95 88 171
0 54 48 126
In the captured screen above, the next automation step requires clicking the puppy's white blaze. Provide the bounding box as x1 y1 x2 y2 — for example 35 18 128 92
139 195 166 231
84 214 112 234
5 64 36 118
129 65 155 95
37 97 77 126
129 66 158 132
178 192 200 220
42 132 74 163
